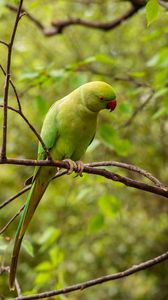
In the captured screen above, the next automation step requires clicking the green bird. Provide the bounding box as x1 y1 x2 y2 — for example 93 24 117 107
9 81 116 290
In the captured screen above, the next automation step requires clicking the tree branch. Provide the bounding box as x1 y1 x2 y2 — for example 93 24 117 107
0 170 67 211
0 205 24 234
1 0 24 160
0 185 29 210
0 171 68 233
6 2 144 37
87 161 166 188
0 158 164 233
0 64 21 111
0 266 22 297
50 6 140 35
0 2 51 160
159 0 168 10
0 158 167 199
0 40 9 47
6 4 45 31
12 250 168 300
0 104 51 160
122 89 155 127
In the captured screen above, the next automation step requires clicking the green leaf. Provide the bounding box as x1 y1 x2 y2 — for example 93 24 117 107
128 72 145 78
36 261 52 272
0 0 6 17
49 69 65 79
146 0 159 26
38 227 60 252
88 213 105 232
98 194 121 219
35 272 50 285
95 54 114 65
83 56 96 64
49 246 64 266
147 48 168 68
152 98 168 119
19 72 39 81
154 87 168 99
152 107 167 119
0 244 7 251
22 239 34 257
118 102 133 115
99 125 131 156
35 96 49 114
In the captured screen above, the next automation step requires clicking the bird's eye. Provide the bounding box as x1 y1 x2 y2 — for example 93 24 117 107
99 96 104 101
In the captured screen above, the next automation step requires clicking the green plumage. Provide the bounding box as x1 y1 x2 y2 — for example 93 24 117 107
9 81 116 289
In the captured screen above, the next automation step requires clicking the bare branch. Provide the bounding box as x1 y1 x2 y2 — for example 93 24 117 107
87 161 166 188
6 3 144 37
0 158 167 199
122 89 155 127
0 205 24 234
0 186 30 210
0 64 22 111
114 75 152 88
0 172 68 233
0 105 51 160
0 170 67 211
1 0 24 160
159 0 168 10
0 40 9 47
50 6 140 35
12 250 168 300
0 159 164 214
0 266 22 297
6 4 45 31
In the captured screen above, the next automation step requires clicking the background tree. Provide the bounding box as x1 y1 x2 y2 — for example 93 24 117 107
0 0 168 299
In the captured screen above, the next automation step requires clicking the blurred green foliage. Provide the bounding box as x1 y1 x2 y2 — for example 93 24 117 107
0 0 168 299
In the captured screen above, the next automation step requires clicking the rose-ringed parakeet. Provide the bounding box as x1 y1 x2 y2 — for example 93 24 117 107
9 81 116 289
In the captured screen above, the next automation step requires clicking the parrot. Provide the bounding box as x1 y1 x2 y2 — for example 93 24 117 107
9 81 116 290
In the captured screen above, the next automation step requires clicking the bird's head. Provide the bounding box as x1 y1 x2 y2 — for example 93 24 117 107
80 81 117 113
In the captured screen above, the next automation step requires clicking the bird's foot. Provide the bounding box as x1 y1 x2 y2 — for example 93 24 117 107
63 159 84 177
74 160 84 177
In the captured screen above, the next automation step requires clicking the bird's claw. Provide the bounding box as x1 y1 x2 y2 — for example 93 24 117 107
74 160 84 177
63 159 84 177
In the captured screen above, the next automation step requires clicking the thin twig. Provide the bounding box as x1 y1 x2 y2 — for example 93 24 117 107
87 161 165 188
19 111 52 160
122 90 155 127
0 171 67 234
114 75 151 88
0 64 22 111
12 250 168 300
1 0 24 160
0 266 22 297
6 4 45 31
0 170 68 211
0 105 51 160
159 0 168 10
0 205 24 234
0 40 9 47
0 185 30 209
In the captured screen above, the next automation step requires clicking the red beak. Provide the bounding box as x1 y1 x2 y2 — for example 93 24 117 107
107 99 117 111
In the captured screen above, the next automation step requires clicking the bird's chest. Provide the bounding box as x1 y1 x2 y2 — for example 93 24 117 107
53 110 97 160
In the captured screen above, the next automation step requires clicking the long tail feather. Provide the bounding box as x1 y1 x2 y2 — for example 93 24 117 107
9 168 53 290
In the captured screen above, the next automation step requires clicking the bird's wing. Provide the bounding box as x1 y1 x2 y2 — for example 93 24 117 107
37 105 59 160
26 104 60 185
